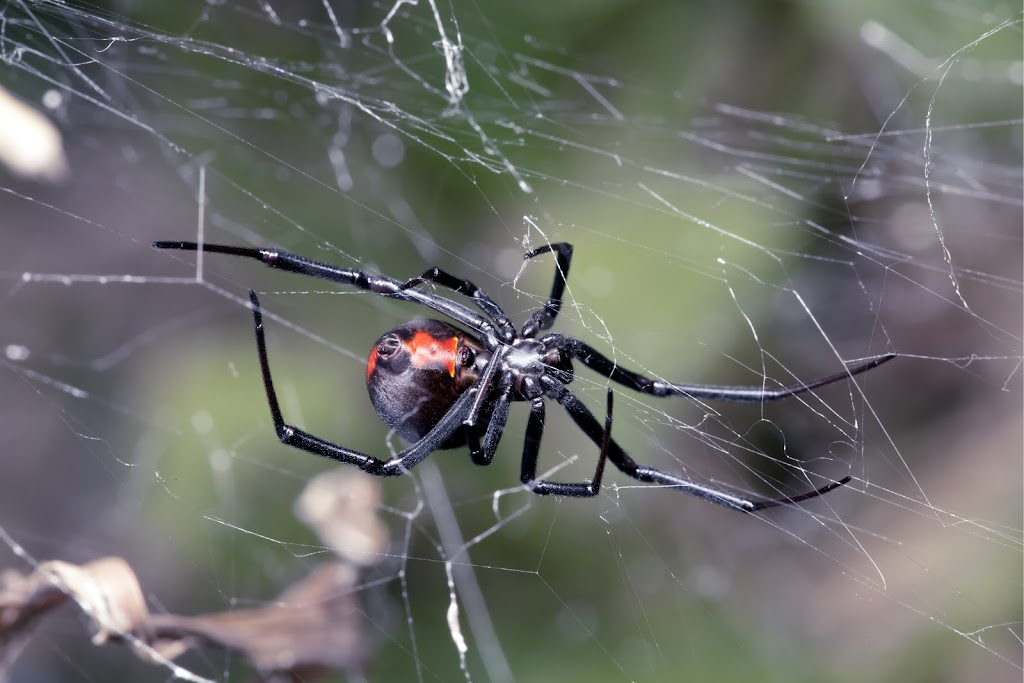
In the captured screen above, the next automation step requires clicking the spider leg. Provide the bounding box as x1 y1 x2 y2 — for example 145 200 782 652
458 346 509 466
153 241 499 342
466 372 514 466
556 337 896 403
249 290 475 476
399 267 515 343
540 376 848 512
520 388 611 497
521 242 573 338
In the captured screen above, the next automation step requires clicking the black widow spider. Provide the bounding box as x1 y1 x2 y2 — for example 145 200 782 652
153 240 895 512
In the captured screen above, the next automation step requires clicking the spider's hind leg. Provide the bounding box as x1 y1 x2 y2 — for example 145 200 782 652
248 289 475 476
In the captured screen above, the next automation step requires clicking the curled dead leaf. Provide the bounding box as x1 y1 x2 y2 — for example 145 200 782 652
1 470 388 681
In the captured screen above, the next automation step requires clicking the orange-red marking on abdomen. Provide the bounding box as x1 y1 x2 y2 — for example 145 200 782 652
366 348 378 382
407 332 459 377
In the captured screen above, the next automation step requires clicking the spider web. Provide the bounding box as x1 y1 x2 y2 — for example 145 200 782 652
1 1 1021 681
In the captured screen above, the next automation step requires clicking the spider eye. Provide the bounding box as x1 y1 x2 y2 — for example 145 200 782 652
458 345 475 366
377 334 402 358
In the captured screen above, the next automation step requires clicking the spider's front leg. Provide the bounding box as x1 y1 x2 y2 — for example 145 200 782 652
521 242 573 339
552 336 896 403
153 240 499 343
398 267 516 343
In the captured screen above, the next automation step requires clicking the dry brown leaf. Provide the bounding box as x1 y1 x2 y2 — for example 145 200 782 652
1 469 386 681
0 557 148 647
148 563 364 673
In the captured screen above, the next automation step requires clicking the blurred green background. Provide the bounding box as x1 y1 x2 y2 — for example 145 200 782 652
1 1 1020 682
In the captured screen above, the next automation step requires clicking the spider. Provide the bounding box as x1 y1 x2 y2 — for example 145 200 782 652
153 240 895 512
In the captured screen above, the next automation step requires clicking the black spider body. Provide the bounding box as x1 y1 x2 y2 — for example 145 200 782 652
366 319 489 447
366 317 579 449
153 239 895 512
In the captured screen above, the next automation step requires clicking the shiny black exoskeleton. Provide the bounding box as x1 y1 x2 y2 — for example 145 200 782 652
153 239 896 511
366 319 488 447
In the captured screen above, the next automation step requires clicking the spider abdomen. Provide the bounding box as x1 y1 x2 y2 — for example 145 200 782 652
366 319 487 447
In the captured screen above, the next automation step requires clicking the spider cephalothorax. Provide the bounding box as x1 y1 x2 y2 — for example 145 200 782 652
154 239 895 512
